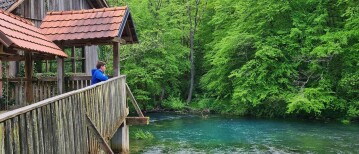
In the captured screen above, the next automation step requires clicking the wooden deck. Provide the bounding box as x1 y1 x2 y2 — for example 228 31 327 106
0 75 128 153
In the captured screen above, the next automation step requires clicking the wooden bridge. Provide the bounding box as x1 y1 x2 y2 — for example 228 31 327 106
0 75 147 153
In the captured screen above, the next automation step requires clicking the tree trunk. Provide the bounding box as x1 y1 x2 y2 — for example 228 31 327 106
187 30 195 103
186 0 193 103
159 87 165 108
186 0 202 103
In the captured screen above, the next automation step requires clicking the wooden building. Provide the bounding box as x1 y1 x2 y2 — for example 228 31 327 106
0 5 147 153
0 0 108 107
1 0 108 77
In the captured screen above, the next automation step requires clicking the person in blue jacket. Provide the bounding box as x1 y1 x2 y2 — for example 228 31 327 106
91 61 108 85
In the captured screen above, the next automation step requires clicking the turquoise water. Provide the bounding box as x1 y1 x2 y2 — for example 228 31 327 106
130 113 359 154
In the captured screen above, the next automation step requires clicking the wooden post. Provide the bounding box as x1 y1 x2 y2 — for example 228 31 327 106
0 44 2 96
57 57 64 94
113 42 120 77
45 60 49 72
71 46 76 73
0 60 2 98
110 122 129 154
24 52 33 104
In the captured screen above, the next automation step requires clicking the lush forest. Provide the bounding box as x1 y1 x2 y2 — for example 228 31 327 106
100 0 359 122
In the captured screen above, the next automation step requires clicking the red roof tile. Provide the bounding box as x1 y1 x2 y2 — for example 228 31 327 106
40 6 133 43
0 9 67 58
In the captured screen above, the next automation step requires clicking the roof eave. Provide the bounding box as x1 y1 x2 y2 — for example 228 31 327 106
128 12 139 44
118 8 139 44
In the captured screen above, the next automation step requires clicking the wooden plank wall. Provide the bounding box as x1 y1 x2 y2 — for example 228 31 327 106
0 76 128 154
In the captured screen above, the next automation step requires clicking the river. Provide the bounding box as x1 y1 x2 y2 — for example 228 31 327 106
129 113 359 154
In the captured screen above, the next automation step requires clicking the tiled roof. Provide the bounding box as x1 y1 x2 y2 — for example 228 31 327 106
40 6 136 43
0 9 67 57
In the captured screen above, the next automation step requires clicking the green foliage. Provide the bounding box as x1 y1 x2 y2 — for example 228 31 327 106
133 129 154 140
162 97 186 111
191 96 214 110
199 0 359 120
104 0 359 121
105 0 191 110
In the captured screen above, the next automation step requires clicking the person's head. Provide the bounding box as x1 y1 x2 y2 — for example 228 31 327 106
96 61 106 72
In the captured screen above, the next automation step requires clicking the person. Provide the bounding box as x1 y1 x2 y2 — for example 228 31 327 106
91 61 108 85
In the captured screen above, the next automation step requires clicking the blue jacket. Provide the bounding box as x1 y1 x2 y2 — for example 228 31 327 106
91 69 108 85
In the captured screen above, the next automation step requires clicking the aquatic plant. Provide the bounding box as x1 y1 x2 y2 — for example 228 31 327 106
133 129 154 140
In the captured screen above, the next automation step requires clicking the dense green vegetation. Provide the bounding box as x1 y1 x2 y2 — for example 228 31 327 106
103 0 358 122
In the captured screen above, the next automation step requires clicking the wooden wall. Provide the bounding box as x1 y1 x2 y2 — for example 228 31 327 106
14 0 93 26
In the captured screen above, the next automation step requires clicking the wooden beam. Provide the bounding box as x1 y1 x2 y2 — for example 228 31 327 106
0 47 17 56
0 56 24 61
57 57 64 94
0 52 56 61
24 52 34 104
0 56 56 61
113 42 119 77
0 31 13 47
126 117 149 125
0 78 33 82
125 83 144 117
6 0 25 12
86 115 114 154
54 37 118 47
32 54 56 60
86 0 96 8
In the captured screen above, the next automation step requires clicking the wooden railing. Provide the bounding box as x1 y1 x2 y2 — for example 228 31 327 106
64 76 92 92
0 76 92 110
0 75 128 153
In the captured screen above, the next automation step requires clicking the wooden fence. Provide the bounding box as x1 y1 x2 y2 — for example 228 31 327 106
0 75 128 153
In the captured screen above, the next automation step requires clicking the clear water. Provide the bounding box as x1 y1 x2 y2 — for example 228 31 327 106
130 113 359 154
